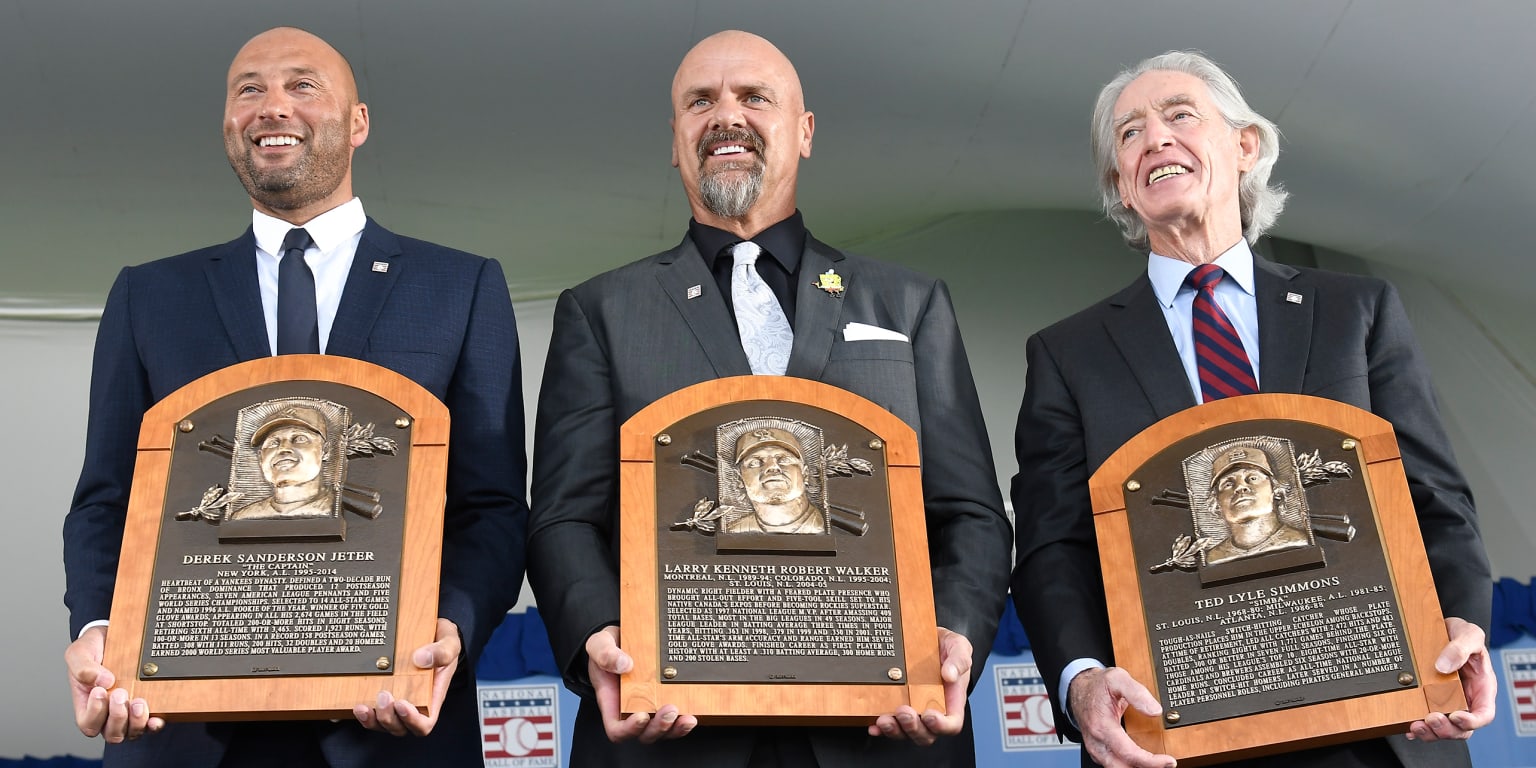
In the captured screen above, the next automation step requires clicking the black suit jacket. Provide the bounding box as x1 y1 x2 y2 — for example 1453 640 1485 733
1009 256 1490 768
63 220 528 768
529 234 1012 767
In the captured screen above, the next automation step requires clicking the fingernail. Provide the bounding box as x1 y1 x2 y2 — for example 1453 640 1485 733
131 701 146 717
662 711 677 723
922 714 937 726
377 692 390 708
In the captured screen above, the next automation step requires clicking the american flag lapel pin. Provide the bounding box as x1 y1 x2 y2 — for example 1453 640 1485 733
1285 292 1303 304
372 261 390 273
686 284 703 300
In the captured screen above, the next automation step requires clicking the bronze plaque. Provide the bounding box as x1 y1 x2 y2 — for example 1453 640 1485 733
1127 421 1412 727
104 355 445 719
654 401 904 685
618 376 942 723
140 382 409 679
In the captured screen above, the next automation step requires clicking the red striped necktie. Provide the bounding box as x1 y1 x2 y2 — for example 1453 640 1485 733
1187 264 1258 401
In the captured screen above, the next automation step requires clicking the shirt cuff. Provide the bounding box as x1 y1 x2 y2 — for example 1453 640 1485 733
1059 657 1106 728
79 619 110 640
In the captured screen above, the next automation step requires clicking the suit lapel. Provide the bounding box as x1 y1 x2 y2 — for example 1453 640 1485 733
785 237 846 380
1254 256 1311 394
202 229 272 362
326 219 402 359
656 238 753 376
1104 276 1199 420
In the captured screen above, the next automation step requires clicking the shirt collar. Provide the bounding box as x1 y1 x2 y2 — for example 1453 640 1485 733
1147 239 1257 308
690 210 806 274
252 198 367 256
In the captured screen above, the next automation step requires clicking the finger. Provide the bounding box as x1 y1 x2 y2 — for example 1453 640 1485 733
392 698 435 737
871 714 903 740
101 688 131 744
636 706 683 744
126 698 151 739
893 707 936 747
1436 618 1484 674
412 642 457 671
77 687 109 737
371 691 407 737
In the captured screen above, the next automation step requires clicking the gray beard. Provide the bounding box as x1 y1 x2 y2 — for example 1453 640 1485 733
699 165 763 218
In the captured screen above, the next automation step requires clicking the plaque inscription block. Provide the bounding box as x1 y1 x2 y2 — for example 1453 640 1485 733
1090 394 1466 765
105 356 448 720
620 376 942 724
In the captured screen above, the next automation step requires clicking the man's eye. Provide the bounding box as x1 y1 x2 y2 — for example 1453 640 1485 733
1121 128 1140 142
691 98 711 108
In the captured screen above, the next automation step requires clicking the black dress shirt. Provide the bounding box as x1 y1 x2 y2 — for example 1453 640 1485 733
689 211 806 329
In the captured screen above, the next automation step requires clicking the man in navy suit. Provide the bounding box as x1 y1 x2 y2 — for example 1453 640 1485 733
62 27 526 767
1010 51 1496 768
528 30 1011 767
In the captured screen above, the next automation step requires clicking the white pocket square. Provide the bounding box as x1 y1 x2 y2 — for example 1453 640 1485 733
842 322 909 343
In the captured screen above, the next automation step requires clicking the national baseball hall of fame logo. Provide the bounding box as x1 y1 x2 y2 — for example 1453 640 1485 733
995 662 1070 751
1505 648 1536 738
480 684 559 766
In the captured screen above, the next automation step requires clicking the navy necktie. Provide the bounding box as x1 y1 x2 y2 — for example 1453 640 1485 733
276 228 319 355
1187 264 1257 401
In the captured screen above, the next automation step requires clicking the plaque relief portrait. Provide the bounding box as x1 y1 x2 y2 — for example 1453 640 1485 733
175 396 399 541
669 415 875 553
230 403 343 521
1147 435 1357 584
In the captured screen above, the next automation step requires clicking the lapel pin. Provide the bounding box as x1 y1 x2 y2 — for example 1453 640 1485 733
814 269 845 297
686 284 703 300
372 261 389 273
1285 292 1303 304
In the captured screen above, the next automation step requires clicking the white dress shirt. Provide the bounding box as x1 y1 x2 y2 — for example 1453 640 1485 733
252 197 367 355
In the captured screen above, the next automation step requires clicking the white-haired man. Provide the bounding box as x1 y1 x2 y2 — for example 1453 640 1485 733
1010 51 1494 768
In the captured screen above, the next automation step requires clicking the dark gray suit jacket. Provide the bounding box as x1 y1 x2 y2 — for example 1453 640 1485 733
529 233 1012 767
1009 255 1491 768
64 221 528 768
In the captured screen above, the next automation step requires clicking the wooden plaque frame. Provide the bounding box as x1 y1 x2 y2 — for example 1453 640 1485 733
104 355 447 720
1090 394 1464 765
618 376 943 724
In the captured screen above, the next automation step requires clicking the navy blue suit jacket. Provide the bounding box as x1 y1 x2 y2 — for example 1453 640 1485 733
1009 256 1490 768
63 220 528 767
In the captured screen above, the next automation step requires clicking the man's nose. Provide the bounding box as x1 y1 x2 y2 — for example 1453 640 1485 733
258 87 294 121
1141 117 1174 153
709 100 746 132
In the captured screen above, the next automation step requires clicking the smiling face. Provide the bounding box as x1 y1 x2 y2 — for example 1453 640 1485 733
1111 70 1258 257
223 27 369 224
670 31 814 234
738 444 806 506
258 424 325 490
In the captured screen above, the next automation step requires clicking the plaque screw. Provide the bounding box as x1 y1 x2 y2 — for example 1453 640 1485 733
1165 710 1181 724
376 657 391 670
1126 480 1142 493
663 666 678 679
868 439 884 450
1398 672 1415 686
886 667 903 681
657 434 672 446
141 663 159 677
1342 438 1358 451
394 417 411 429
177 420 194 433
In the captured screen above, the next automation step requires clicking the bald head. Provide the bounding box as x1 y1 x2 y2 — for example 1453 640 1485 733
669 30 814 237
223 26 369 224
672 31 805 112
229 27 359 102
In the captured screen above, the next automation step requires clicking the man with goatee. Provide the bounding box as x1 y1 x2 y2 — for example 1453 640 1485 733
529 30 1010 767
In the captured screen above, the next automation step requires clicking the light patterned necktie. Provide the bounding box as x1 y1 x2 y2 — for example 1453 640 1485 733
730 241 793 375
1187 264 1258 401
